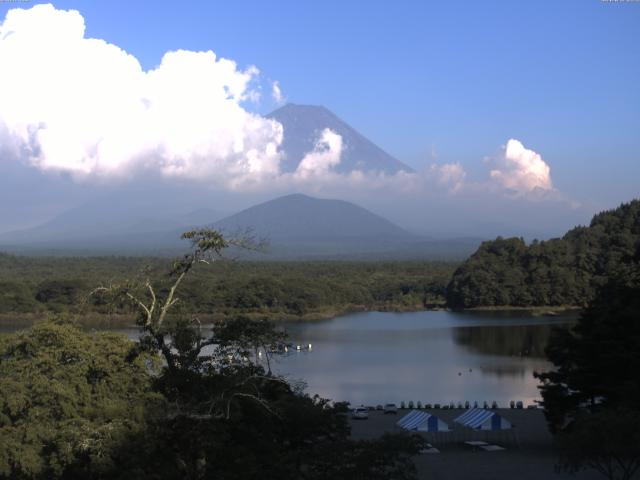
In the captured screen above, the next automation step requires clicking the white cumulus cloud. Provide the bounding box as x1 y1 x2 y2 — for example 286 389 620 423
488 139 553 194
294 128 343 179
0 4 283 184
271 81 285 104
0 1 573 225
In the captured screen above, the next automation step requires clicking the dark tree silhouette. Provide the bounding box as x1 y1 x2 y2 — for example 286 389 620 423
536 278 640 480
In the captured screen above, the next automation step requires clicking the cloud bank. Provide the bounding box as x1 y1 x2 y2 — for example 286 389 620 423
430 162 466 193
0 4 283 184
0 3 581 238
0 4 559 198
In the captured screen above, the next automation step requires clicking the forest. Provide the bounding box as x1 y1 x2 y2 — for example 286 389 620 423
0 255 455 324
1 200 639 323
1 206 640 479
0 230 426 479
446 199 640 308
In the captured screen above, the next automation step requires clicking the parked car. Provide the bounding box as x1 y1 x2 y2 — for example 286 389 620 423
383 403 398 414
352 406 369 419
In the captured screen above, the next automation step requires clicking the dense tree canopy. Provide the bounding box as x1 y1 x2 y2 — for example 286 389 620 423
0 321 163 479
0 229 425 479
536 273 640 480
536 281 640 430
0 254 455 322
447 200 640 308
554 409 640 480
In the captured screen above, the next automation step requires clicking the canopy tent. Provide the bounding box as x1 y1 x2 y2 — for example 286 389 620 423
454 408 512 431
397 410 449 432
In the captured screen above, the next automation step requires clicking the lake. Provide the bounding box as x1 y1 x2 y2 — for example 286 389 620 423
273 310 575 407
0 310 576 407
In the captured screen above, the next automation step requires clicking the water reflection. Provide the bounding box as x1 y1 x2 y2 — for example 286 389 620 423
476 364 528 378
277 310 574 405
1 310 576 406
453 323 564 358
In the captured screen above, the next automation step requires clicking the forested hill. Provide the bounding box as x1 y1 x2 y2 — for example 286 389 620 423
446 199 640 308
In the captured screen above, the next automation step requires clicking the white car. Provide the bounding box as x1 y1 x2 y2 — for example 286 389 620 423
352 406 369 419
383 403 398 414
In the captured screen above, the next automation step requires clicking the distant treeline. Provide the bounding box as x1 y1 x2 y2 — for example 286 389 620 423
447 200 640 308
0 256 456 322
3 199 639 319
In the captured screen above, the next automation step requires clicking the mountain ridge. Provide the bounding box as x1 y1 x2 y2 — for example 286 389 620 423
266 103 412 174
0 192 482 260
213 193 412 241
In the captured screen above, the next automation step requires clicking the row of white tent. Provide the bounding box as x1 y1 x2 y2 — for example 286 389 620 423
396 408 512 432
396 410 450 432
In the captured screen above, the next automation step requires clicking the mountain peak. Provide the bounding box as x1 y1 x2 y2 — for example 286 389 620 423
214 193 410 241
274 103 330 112
277 192 313 198
266 104 412 174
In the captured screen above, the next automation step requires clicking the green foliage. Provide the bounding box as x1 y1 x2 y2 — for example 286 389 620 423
0 321 164 479
0 281 36 313
16 231 422 480
555 409 640 480
0 305 422 480
536 281 640 431
114 314 423 480
447 199 640 308
307 433 424 480
212 316 287 374
0 255 455 321
180 228 228 254
536 276 640 480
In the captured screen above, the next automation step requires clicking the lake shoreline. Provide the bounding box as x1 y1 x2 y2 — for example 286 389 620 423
462 305 581 313
0 303 445 328
0 304 580 329
4 310 563 407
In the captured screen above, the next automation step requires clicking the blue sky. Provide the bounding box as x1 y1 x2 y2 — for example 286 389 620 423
0 0 639 234
27 0 637 205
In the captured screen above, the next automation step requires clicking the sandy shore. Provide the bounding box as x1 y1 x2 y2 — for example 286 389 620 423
349 408 602 480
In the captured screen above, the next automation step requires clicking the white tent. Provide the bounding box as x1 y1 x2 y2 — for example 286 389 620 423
453 408 512 430
396 410 449 432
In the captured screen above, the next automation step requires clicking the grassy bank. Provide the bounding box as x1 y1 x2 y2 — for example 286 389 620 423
0 299 450 329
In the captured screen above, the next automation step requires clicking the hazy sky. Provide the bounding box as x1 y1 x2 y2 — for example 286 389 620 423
0 1 638 237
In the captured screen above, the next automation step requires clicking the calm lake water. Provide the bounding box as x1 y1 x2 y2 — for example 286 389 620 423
274 310 575 406
1 310 576 406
